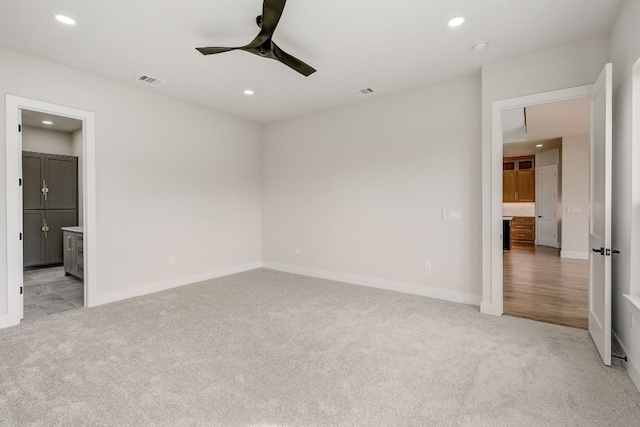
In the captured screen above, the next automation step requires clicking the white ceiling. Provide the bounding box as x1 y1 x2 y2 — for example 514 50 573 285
21 110 83 133
0 0 624 124
502 97 590 157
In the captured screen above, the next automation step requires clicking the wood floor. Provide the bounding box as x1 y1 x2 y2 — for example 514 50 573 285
503 243 589 329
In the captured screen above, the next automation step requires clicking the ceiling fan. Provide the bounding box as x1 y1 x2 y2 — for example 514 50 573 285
196 0 316 77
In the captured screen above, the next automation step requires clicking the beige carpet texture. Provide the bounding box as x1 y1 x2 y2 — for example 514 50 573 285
1 269 639 426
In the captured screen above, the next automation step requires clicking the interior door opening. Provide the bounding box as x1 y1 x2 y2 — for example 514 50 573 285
501 99 591 329
3 95 96 330
20 110 85 322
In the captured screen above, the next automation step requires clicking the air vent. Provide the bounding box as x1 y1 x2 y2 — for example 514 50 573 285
135 75 165 86
354 87 375 96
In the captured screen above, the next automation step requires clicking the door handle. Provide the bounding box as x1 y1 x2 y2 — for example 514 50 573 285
592 247 605 255
67 236 72 251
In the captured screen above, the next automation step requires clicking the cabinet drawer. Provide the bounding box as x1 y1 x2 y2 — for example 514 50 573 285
511 230 535 241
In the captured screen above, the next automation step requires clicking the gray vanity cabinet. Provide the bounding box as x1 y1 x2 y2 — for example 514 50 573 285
22 152 78 267
62 227 84 279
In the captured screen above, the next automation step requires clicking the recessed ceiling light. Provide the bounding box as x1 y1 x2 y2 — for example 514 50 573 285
536 144 544 148
448 16 465 27
472 41 489 52
42 120 53 125
53 14 76 25
244 89 254 95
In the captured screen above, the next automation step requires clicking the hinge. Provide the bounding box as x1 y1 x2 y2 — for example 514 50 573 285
19 178 22 186
19 232 22 240
20 286 23 295
18 124 21 132
606 248 611 256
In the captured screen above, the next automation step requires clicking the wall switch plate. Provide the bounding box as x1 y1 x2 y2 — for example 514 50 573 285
442 208 448 219
424 261 432 271
631 312 635 329
294 248 300 255
169 256 175 265
449 210 462 220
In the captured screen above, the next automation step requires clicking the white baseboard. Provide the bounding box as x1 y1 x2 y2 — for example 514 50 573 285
612 330 640 393
94 261 262 307
561 251 589 260
0 314 20 329
262 261 482 306
480 301 503 316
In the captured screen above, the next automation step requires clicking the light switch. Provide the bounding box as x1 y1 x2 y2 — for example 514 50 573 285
449 210 463 220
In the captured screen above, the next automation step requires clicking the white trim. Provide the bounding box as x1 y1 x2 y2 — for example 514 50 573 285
561 251 589 260
94 262 262 306
482 85 592 316
623 294 640 312
4 95 97 326
263 262 482 306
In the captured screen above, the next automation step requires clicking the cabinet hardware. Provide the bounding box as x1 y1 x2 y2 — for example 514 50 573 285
67 236 72 251
41 179 49 201
41 219 50 239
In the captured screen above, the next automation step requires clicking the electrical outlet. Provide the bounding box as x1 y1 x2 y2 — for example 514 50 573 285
442 208 448 219
424 261 432 271
169 256 176 265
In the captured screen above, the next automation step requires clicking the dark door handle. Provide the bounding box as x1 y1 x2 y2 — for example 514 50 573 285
613 249 620 255
592 247 605 255
538 215 542 218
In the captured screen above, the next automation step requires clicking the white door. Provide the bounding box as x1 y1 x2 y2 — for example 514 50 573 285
589 63 613 366
536 165 558 247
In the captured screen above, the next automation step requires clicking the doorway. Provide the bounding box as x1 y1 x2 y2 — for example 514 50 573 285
20 110 84 321
501 99 591 328
481 84 593 317
3 95 96 329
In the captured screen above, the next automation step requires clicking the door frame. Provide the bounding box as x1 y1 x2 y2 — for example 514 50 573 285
3 95 96 328
481 85 592 316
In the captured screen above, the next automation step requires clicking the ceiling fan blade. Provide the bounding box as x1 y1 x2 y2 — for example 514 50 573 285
272 42 316 76
196 46 238 55
261 0 287 35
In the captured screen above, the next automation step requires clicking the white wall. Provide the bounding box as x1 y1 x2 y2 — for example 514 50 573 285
535 148 559 167
262 74 482 304
22 126 72 155
609 0 640 390
0 47 262 317
561 135 589 258
481 35 610 312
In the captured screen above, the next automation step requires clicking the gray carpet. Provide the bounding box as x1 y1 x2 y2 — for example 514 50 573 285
1 268 639 426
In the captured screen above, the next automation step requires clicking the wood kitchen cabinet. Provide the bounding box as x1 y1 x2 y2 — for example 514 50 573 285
503 155 535 202
511 216 535 243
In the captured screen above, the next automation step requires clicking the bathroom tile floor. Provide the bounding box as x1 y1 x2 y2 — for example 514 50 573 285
23 266 84 322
